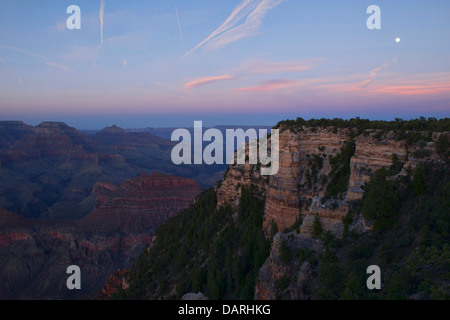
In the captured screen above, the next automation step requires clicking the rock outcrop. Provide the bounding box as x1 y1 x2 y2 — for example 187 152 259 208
263 128 349 233
255 232 322 300
181 292 209 300
214 124 448 300
347 132 407 200
218 126 447 238
97 269 128 300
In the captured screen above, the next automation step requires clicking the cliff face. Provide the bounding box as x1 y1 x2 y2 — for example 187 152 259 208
347 131 445 201
347 132 407 201
84 172 202 233
263 128 349 233
217 163 267 211
218 126 447 238
216 125 448 300
217 127 350 235
0 172 201 299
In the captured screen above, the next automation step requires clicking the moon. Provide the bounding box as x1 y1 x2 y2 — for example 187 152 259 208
395 37 401 43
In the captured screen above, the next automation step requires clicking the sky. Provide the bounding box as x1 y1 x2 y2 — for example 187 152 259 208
0 0 449 129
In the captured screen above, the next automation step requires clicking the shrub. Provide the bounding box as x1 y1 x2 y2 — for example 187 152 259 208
362 168 399 234
313 214 323 238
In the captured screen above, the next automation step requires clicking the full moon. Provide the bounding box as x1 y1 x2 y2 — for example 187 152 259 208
395 37 401 43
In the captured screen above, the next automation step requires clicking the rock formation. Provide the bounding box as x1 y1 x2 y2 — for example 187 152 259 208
217 125 447 239
0 121 224 220
255 232 322 300
0 172 201 299
215 123 448 300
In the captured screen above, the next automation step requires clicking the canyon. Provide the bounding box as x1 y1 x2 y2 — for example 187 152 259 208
0 121 223 220
0 171 201 299
1 118 448 300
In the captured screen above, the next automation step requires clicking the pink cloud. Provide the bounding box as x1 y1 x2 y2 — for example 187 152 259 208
184 75 235 89
371 84 450 96
236 79 301 92
238 58 324 75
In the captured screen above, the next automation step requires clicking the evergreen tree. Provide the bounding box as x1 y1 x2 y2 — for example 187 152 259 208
412 163 427 195
339 272 362 300
313 214 323 238
362 168 399 233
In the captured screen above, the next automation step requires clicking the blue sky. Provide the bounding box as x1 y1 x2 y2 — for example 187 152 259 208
0 0 449 129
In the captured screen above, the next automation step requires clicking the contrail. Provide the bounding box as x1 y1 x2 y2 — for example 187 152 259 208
184 0 285 58
175 6 183 43
0 45 47 61
100 0 105 44
0 44 74 71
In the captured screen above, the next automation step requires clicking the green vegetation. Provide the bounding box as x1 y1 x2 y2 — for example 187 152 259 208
436 134 449 160
115 185 271 300
285 214 302 233
362 168 400 234
326 140 356 198
412 148 432 159
274 117 450 134
312 214 323 239
412 163 427 195
279 239 292 264
389 153 403 176
314 162 449 300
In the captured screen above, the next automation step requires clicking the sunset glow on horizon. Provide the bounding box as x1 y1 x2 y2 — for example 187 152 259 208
0 0 449 129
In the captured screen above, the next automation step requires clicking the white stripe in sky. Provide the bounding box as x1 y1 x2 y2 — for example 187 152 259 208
100 0 105 44
184 0 285 58
0 44 73 71
175 6 183 43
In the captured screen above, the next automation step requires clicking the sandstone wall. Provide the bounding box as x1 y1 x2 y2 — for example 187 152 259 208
218 126 447 238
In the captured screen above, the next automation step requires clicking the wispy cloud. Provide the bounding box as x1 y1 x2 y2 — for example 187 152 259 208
370 73 450 96
184 75 235 88
0 45 47 61
372 84 450 96
11 72 23 85
0 57 5 63
60 46 98 63
175 6 183 43
237 58 324 75
0 44 74 71
357 57 397 88
100 0 105 44
182 57 322 90
184 0 285 58
44 62 75 72
281 71 450 97
237 79 301 92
